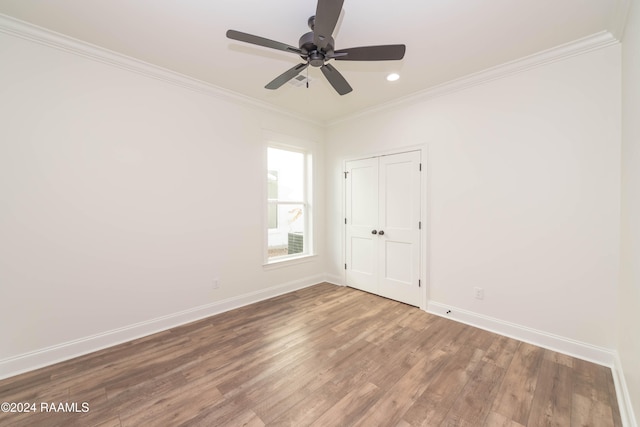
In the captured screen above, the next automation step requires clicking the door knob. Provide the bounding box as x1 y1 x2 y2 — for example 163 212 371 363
371 230 378 235
378 230 385 236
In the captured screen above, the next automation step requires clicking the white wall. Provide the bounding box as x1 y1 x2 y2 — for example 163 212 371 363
0 18 633 420
326 45 621 352
0 32 325 375
620 0 640 422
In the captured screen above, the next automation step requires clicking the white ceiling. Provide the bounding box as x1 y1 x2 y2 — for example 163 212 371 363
0 0 628 123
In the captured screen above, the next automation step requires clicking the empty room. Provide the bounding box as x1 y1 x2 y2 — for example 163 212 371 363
0 0 639 426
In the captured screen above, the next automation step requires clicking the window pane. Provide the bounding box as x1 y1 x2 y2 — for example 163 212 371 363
267 204 305 259
267 147 304 202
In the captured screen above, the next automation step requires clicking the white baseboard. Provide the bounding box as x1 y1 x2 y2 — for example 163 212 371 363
324 273 344 286
4 283 635 427
612 351 639 427
428 300 637 426
0 275 324 380
426 301 615 366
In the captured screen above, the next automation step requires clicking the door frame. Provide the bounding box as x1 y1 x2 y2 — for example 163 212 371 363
342 144 429 311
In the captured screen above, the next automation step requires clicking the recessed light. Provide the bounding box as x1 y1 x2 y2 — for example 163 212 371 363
386 73 400 82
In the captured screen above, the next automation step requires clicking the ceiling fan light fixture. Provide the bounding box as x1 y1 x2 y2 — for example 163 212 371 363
386 73 400 82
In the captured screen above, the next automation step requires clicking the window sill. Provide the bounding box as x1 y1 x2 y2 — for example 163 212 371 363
263 254 317 270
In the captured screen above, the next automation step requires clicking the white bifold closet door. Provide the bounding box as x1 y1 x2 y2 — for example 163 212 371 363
345 150 421 307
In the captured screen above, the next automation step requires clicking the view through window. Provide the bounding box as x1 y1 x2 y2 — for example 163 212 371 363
267 146 310 261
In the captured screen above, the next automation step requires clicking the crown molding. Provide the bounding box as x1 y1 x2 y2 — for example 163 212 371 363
0 13 624 130
0 13 322 127
329 31 620 127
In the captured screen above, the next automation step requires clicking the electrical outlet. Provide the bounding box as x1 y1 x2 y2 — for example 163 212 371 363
474 287 484 300
213 279 220 290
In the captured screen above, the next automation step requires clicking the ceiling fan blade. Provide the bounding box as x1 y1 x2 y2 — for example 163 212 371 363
321 63 352 95
227 30 303 55
333 44 406 61
265 63 310 90
313 0 344 49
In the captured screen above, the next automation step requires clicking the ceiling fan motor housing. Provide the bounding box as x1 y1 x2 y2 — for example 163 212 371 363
299 30 334 67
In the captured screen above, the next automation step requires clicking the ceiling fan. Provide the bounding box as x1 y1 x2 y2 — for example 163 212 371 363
226 0 406 95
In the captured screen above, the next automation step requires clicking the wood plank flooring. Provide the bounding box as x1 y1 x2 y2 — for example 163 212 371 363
0 283 622 426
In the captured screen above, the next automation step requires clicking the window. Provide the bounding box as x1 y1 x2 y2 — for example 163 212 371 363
266 146 312 262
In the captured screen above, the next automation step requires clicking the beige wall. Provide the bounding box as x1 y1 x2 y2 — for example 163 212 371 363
620 0 640 423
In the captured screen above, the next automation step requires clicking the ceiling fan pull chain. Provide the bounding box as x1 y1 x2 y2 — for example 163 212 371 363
306 66 310 89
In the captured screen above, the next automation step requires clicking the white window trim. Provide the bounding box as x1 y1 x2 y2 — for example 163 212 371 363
262 133 315 266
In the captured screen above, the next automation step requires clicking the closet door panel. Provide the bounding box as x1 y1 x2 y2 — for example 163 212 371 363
345 158 378 295
378 151 421 306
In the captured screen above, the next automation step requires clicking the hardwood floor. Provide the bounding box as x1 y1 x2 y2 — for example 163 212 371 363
0 283 622 426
